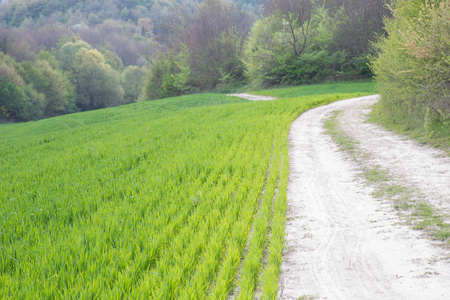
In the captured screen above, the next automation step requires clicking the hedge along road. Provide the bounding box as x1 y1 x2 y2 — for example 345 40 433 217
232 94 450 299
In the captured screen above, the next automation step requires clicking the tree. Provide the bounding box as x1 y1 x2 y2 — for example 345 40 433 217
183 0 252 89
0 52 40 121
20 59 75 117
21 83 46 120
371 0 450 129
0 77 28 121
0 52 23 86
243 14 287 85
329 0 390 57
31 24 70 51
137 18 154 38
37 50 59 69
101 48 124 71
243 0 323 85
244 4 346 85
122 65 146 103
58 39 91 72
73 48 124 110
143 47 192 100
0 27 38 61
265 0 315 57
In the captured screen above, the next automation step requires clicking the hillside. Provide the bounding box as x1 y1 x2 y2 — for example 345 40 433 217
0 82 374 298
0 0 390 123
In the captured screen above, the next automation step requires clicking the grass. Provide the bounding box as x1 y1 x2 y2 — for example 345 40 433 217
251 81 377 99
368 102 450 155
323 111 358 153
0 82 375 298
324 110 450 246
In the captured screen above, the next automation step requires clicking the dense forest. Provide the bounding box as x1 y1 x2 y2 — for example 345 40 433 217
1 0 432 124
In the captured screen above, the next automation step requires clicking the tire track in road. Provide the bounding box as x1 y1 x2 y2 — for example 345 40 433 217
279 96 450 300
338 96 450 217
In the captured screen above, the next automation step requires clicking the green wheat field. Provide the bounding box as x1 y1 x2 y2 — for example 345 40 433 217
0 82 375 299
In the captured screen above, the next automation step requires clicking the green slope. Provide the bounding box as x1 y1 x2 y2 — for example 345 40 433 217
0 83 375 299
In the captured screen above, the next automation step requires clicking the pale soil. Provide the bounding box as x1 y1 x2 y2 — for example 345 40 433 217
227 93 277 101
278 96 450 299
338 96 450 217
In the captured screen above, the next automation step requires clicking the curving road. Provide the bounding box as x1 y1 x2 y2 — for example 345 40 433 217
278 96 450 300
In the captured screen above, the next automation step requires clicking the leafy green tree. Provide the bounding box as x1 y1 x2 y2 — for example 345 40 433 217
244 4 347 85
21 83 46 120
0 52 23 86
143 48 192 100
17 58 75 117
37 50 59 69
74 48 124 110
172 48 191 94
37 60 75 117
327 0 390 57
122 65 146 103
265 0 315 57
0 52 45 121
58 39 91 72
0 77 28 121
102 48 124 71
184 0 251 89
371 0 450 127
243 14 286 85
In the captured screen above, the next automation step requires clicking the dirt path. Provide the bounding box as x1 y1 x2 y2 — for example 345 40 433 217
338 96 450 216
279 96 450 299
227 93 277 101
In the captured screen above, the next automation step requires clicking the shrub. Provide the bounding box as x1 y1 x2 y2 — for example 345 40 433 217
371 0 450 127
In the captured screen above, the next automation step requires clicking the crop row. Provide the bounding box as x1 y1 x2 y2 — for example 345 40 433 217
0 91 371 298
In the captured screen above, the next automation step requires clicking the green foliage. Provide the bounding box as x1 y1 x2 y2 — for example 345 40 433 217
122 65 146 103
0 82 373 298
102 48 124 71
33 60 75 117
187 0 248 89
144 49 192 100
0 52 46 121
0 0 157 26
21 82 47 120
74 48 124 110
36 51 59 69
58 40 91 72
1 36 133 121
0 77 28 121
371 0 450 140
172 48 191 93
243 4 376 86
267 49 347 85
0 52 23 85
243 14 285 86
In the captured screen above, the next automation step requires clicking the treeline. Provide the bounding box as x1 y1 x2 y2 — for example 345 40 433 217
144 0 390 97
244 0 388 85
371 0 450 136
0 39 146 121
1 0 390 122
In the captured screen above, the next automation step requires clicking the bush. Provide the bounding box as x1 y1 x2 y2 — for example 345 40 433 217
143 49 192 100
371 0 450 127
0 77 28 121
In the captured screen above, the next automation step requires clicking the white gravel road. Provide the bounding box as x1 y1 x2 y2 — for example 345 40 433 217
279 96 450 300
226 93 278 101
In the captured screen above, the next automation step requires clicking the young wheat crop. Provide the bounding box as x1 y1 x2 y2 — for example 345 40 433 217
0 84 374 299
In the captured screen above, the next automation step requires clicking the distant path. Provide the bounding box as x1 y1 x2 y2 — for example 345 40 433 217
227 93 277 101
279 95 450 299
